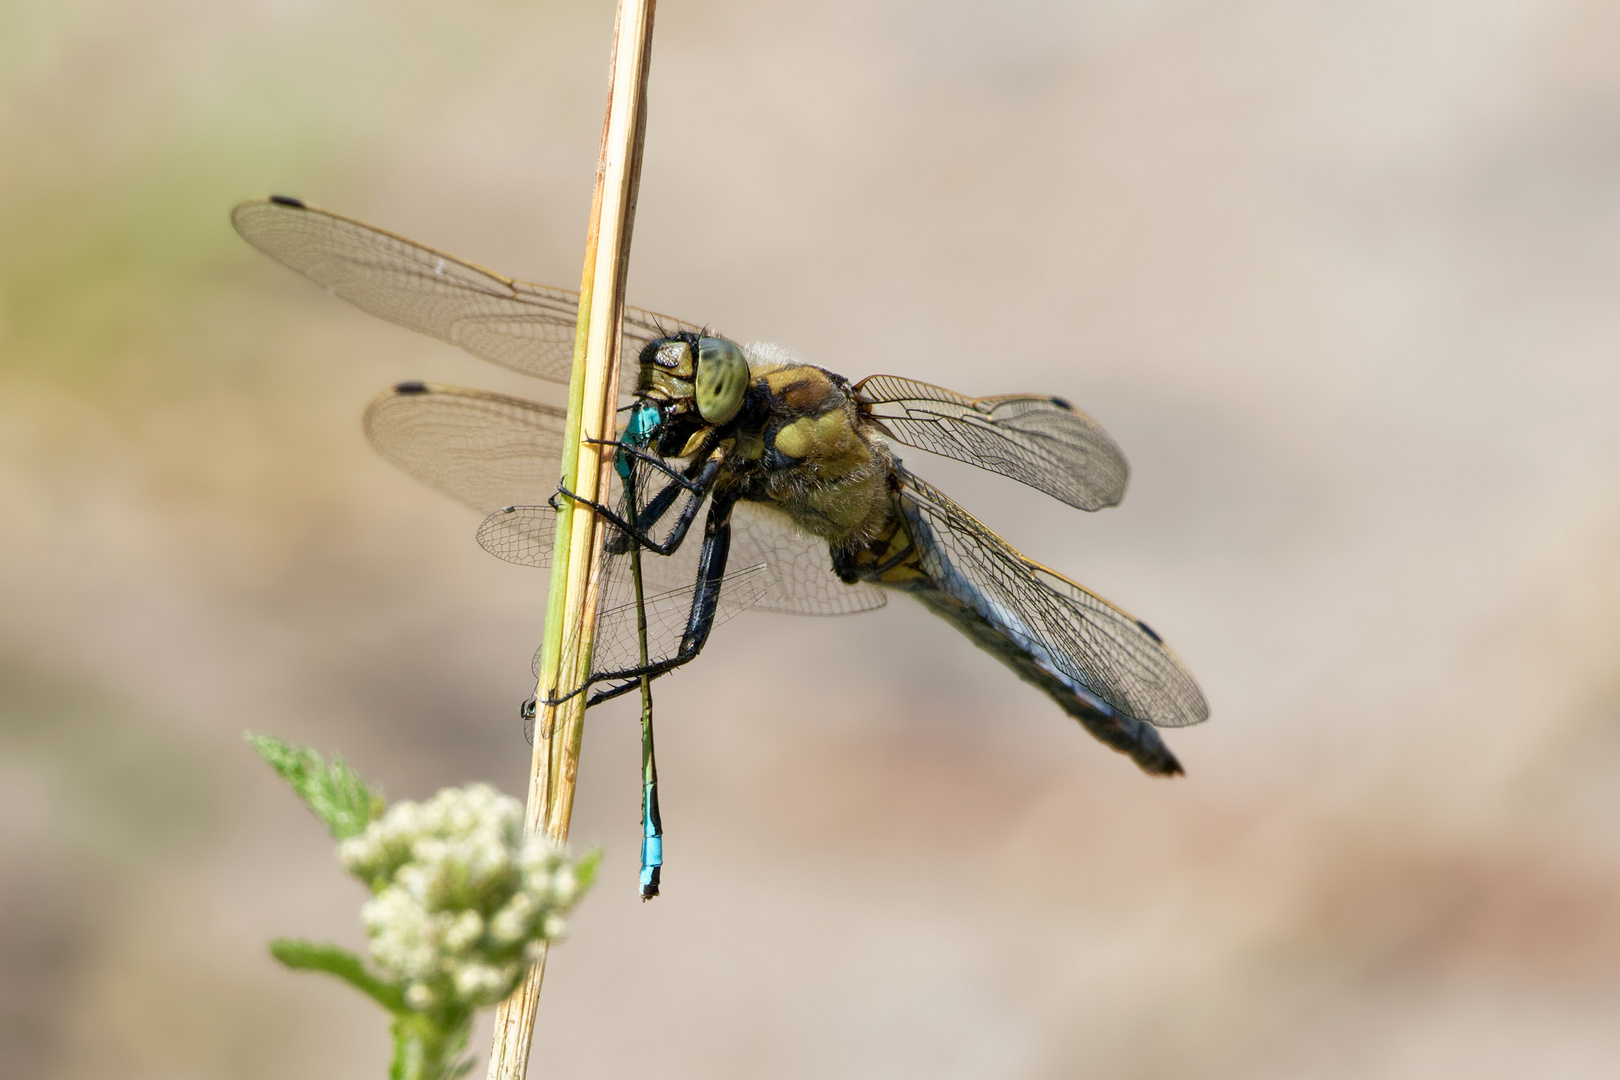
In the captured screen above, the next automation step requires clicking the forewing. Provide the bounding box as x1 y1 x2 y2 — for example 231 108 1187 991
901 473 1207 728
370 382 881 615
232 196 703 384
853 375 1130 511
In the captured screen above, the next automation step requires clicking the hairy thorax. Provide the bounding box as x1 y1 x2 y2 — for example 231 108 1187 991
728 358 897 550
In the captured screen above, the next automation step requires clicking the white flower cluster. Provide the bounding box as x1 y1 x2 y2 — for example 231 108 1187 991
338 783 590 1013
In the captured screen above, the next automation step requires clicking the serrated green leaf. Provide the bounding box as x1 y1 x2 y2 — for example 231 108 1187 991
247 731 384 839
269 938 408 1013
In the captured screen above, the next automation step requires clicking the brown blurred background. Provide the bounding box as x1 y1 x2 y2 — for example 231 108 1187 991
5 1 1620 1077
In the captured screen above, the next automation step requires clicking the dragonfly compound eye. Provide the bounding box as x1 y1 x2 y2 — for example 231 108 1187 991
695 337 749 424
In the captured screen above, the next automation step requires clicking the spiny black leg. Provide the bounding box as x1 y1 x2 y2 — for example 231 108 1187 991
585 678 643 708
588 438 717 492
581 494 736 692
556 469 713 556
535 681 590 708
605 457 720 555
607 478 685 555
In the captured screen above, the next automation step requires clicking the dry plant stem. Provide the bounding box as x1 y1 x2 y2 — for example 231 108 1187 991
484 2 657 1078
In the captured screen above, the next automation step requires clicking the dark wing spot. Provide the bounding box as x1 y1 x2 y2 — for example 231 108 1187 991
1050 395 1073 410
1136 619 1163 644
268 194 306 208
394 380 429 394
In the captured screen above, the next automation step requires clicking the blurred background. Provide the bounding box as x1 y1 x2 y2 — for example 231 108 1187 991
5 1 1620 1077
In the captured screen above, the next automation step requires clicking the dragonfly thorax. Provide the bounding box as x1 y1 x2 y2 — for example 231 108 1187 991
726 360 900 550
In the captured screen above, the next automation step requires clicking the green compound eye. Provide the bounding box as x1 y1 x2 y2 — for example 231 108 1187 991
694 337 749 424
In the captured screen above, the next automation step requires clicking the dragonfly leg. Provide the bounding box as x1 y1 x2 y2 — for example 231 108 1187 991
555 462 716 557
604 457 721 556
587 437 718 493
582 493 737 702
534 681 590 709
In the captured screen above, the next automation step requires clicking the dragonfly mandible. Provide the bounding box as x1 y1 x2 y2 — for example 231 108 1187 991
233 194 1209 787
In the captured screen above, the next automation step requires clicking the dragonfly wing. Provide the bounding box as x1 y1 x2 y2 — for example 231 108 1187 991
367 382 885 615
232 197 703 384
476 504 710 596
478 501 887 617
853 374 1130 511
900 472 1207 728
534 561 776 681
363 382 569 514
729 502 887 616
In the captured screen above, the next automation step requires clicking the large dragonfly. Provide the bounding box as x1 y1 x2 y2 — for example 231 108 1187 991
233 195 1209 880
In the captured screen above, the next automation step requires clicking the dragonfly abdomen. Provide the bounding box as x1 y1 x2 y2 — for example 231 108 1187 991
905 585 1183 776
858 489 1185 777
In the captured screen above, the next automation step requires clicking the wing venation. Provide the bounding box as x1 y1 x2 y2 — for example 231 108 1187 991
232 197 703 384
364 382 884 617
854 374 1130 511
900 472 1206 728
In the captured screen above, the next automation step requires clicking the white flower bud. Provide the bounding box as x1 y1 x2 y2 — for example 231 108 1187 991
451 960 515 1004
340 783 592 1013
442 910 483 952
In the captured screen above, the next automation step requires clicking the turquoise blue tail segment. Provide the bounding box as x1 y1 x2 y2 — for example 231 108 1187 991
640 782 663 898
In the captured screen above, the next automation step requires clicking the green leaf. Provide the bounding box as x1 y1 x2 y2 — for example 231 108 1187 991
269 938 407 1013
247 732 384 839
576 848 602 891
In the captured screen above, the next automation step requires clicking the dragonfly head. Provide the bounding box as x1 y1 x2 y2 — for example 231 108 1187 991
637 332 749 426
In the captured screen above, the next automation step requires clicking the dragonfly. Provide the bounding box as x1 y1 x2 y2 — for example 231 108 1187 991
233 195 1210 884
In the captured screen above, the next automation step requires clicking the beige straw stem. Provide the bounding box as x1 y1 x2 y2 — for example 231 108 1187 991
485 2 656 1077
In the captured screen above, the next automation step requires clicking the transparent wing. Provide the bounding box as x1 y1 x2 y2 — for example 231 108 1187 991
362 380 569 515
729 502 886 616
366 382 885 616
535 562 775 683
476 504 709 598
853 375 1130 511
232 196 705 384
900 472 1206 728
